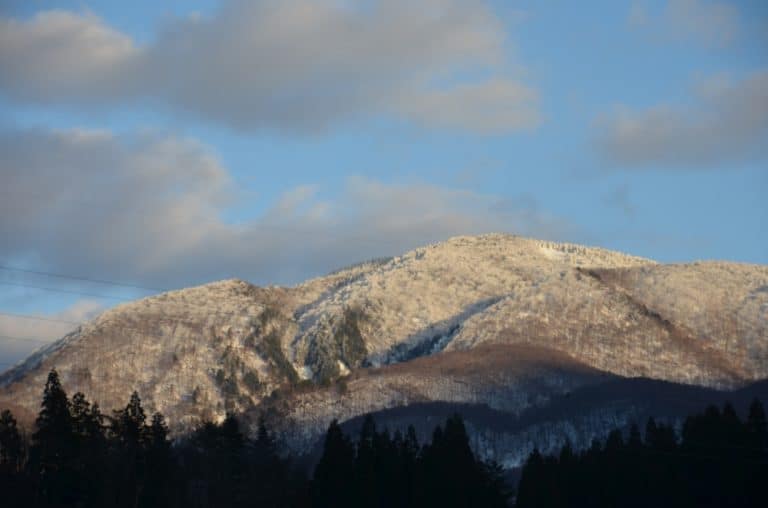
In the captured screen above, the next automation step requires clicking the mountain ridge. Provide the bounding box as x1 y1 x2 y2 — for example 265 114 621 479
1 233 766 465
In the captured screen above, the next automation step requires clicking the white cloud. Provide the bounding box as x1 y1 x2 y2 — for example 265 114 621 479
0 10 139 102
629 0 740 47
0 1 537 134
596 70 768 169
395 79 540 133
0 126 574 290
0 299 104 368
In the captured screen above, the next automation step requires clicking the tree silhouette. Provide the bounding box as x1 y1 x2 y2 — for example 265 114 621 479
111 391 150 508
30 368 78 506
0 409 22 473
516 400 767 508
746 398 767 450
311 412 510 508
354 414 379 503
142 412 171 507
312 419 356 507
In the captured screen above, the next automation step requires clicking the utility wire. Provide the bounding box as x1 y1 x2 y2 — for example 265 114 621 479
0 280 287 327
0 311 81 325
0 265 167 293
0 282 130 301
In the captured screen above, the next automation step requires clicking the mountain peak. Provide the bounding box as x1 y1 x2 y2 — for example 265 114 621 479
1 235 765 465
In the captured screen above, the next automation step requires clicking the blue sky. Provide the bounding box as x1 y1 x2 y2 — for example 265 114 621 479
0 0 766 366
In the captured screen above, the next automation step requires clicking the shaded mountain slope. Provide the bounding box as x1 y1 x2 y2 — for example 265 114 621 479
331 378 768 468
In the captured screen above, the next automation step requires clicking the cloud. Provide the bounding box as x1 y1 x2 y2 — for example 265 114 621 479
595 70 768 169
0 126 575 290
0 1 537 134
0 299 103 368
395 78 540 133
629 0 740 47
0 10 139 102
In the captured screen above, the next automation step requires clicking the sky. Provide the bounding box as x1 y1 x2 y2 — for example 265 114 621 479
0 0 766 368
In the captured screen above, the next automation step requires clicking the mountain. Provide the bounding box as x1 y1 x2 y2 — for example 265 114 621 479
1 234 767 466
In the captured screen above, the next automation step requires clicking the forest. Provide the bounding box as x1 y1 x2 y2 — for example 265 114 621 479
515 398 767 508
0 369 508 507
0 368 765 507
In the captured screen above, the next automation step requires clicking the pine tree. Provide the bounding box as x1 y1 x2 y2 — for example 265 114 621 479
397 425 420 507
31 368 76 505
113 391 149 508
354 414 378 503
147 412 168 449
117 391 147 446
142 412 172 508
252 415 291 507
745 398 768 508
477 460 511 508
746 398 767 451
515 447 544 508
420 414 482 507
32 369 73 463
0 409 22 473
70 393 89 434
312 419 355 508
0 408 25 508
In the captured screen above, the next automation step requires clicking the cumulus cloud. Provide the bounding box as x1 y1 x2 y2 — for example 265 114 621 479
596 70 768 169
0 0 537 134
0 10 139 102
0 126 574 290
629 0 740 47
395 79 540 133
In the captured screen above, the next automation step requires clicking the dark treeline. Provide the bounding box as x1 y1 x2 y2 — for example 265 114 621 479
311 414 509 507
0 369 302 507
0 369 510 507
4 368 765 507
516 399 768 508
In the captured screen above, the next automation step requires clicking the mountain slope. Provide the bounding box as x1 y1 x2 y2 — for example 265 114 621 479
1 234 766 456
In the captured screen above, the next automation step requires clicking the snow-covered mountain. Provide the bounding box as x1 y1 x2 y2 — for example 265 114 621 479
2 234 767 466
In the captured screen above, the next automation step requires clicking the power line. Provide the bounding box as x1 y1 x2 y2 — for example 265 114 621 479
0 282 130 301
0 311 81 325
0 265 167 293
0 280 284 327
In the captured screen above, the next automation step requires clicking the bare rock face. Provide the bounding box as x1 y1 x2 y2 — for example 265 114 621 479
1 234 766 463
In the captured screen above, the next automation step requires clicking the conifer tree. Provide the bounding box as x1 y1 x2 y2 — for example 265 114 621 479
32 369 73 464
515 447 543 508
142 412 172 508
746 398 767 450
147 412 169 449
117 391 147 446
312 419 355 508
113 391 149 508
31 368 76 505
0 409 22 473
354 414 378 503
